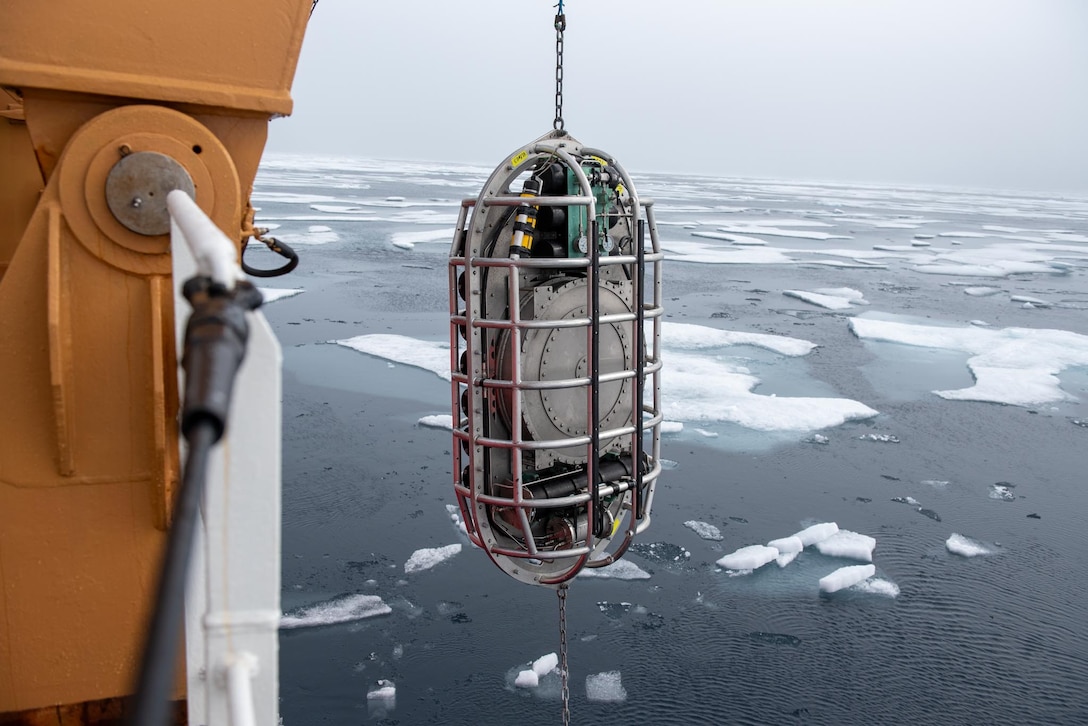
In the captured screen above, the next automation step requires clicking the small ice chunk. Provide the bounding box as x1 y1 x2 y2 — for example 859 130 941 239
661 421 684 434
964 286 1002 297
418 414 453 430
808 433 830 445
684 520 724 541
767 536 803 554
989 484 1016 501
515 670 539 688
891 496 921 506
819 564 876 593
404 544 462 573
367 679 396 700
852 577 900 597
716 544 779 571
792 522 839 547
280 593 391 629
257 287 304 303
586 671 627 703
577 559 651 580
815 530 876 562
946 533 994 557
533 652 559 676
859 433 900 443
694 428 719 438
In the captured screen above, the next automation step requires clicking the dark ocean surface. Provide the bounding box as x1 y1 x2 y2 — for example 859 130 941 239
254 155 1088 725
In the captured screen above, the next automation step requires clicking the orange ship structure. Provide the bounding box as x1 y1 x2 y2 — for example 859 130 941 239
0 1 312 722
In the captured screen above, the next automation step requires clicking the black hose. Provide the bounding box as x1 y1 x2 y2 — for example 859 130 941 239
128 277 261 725
128 420 217 726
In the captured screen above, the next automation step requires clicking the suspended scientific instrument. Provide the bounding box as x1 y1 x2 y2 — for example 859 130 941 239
447 5 665 588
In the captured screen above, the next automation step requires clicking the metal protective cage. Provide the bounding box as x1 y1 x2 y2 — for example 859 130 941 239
448 131 664 587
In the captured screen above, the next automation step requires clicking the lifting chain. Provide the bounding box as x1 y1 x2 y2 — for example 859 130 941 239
558 583 571 726
553 2 566 131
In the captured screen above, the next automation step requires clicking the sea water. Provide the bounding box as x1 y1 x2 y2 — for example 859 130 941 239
258 155 1088 724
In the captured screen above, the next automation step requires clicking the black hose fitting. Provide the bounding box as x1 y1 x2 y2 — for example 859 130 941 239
180 277 263 442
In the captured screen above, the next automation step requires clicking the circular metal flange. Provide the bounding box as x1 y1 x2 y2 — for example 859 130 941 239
57 105 240 275
499 278 633 467
105 151 195 236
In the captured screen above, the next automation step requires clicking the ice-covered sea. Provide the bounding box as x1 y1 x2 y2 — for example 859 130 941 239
257 154 1088 724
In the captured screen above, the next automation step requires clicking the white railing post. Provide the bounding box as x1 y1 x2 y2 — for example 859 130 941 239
171 190 282 726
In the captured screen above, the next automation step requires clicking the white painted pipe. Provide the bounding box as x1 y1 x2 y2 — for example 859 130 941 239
167 190 244 289
225 652 259 726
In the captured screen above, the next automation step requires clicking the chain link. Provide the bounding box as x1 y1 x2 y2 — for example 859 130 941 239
553 11 566 131
558 584 570 726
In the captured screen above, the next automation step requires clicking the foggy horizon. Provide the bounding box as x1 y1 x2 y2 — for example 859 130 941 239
267 0 1088 196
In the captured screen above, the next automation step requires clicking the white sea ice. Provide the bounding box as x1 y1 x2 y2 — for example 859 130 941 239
404 544 462 574
367 680 396 701
391 228 454 250
586 672 627 702
851 315 1088 406
819 564 876 593
816 530 876 562
662 321 816 357
335 334 451 381
577 559 651 580
257 287 304 303
946 533 994 557
784 289 856 311
660 421 685 434
515 670 539 688
684 520 724 541
418 414 453 430
280 593 392 629
852 578 900 597
277 224 340 246
717 545 779 571
664 349 877 432
533 652 559 676
444 504 468 536
768 536 804 554
792 522 839 547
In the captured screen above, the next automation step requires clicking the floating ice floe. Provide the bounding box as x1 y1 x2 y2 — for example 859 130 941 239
814 530 876 562
819 564 876 593
717 544 779 571
586 671 627 702
851 314 1088 406
783 287 868 311
514 652 560 689
335 334 451 381
946 533 996 557
660 421 685 434
989 483 1016 501
390 227 454 250
404 544 461 574
577 559 651 580
963 286 1003 297
276 224 340 246
367 680 396 701
684 520 724 541
1010 295 1051 308
280 593 391 629
418 414 453 430
858 433 900 443
257 287 304 303
792 522 839 547
852 578 900 597
768 537 803 567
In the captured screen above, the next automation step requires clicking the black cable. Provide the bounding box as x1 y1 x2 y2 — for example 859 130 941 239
128 420 218 726
128 277 261 725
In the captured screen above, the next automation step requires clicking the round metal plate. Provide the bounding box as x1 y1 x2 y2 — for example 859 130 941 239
105 151 195 236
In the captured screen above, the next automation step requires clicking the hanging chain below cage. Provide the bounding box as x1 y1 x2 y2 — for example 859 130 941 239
558 584 571 726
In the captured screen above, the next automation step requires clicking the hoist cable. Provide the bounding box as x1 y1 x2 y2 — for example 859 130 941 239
553 3 566 130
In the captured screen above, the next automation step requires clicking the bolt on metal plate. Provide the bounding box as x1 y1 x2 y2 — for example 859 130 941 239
105 151 195 236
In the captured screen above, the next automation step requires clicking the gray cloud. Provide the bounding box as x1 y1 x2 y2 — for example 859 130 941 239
268 0 1088 194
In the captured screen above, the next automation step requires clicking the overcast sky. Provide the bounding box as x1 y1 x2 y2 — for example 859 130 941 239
267 0 1088 194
